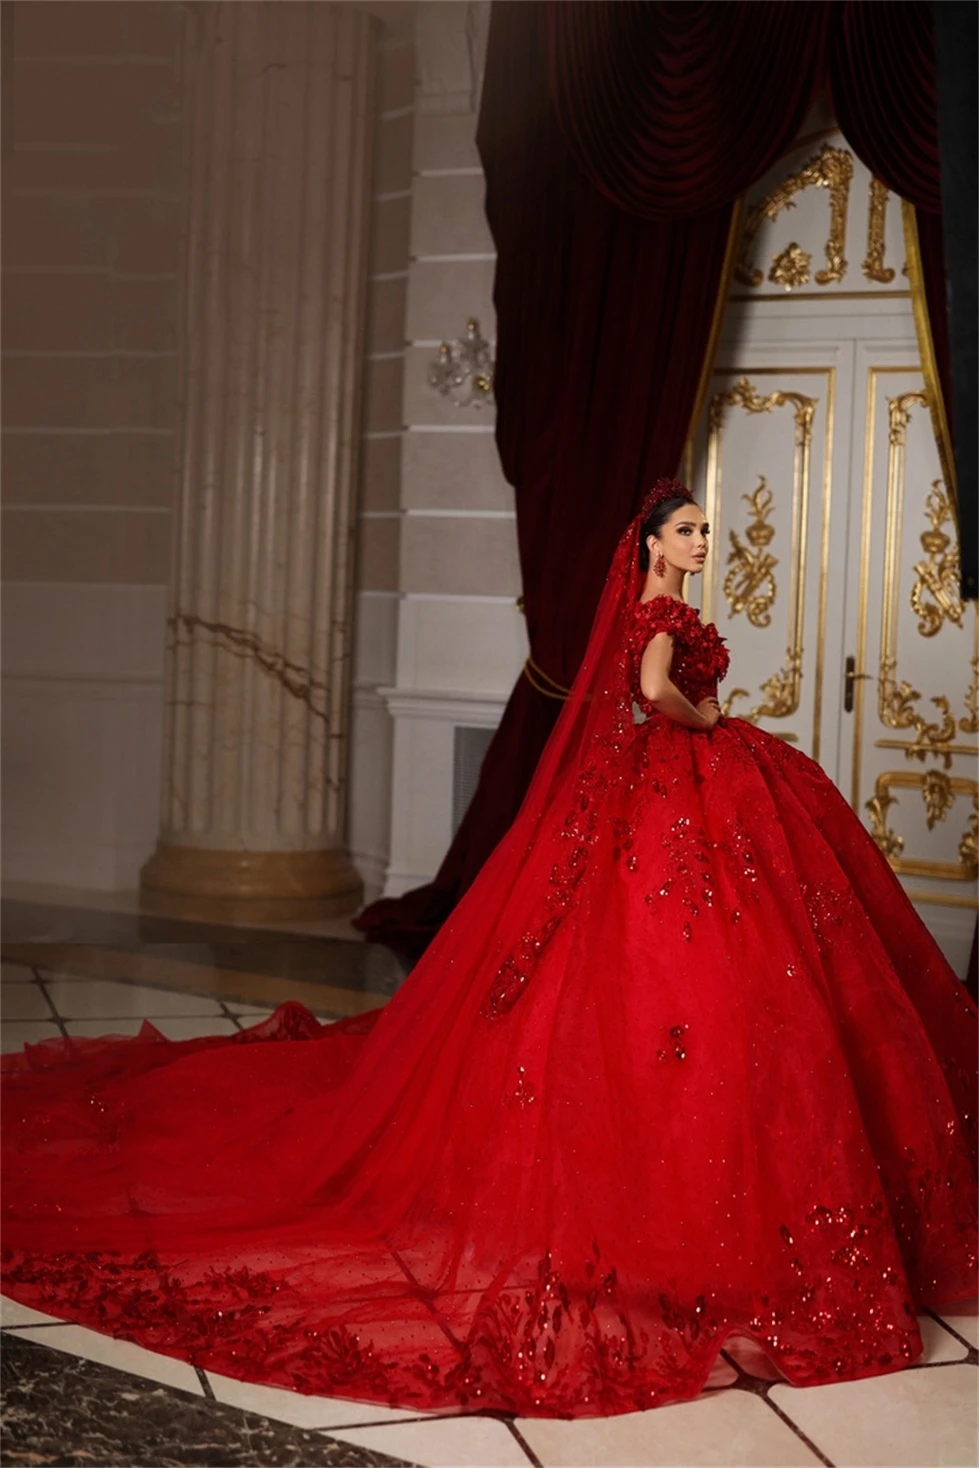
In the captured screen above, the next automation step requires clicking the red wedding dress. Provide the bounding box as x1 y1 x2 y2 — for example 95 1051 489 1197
3 509 976 1420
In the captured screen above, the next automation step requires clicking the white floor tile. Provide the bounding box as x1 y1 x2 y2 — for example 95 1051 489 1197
0 962 37 982
9 1323 204 1396
518 1390 823 1467
1 1020 61 1054
723 1336 783 1382
328 1415 530 1467
44 977 224 1020
936 1302 979 1350
205 1371 422 1430
919 1313 970 1363
1 985 53 1020
770 1362 978 1467
0 1295 62 1328
224 1001 276 1016
704 1354 738 1389
64 1016 239 1042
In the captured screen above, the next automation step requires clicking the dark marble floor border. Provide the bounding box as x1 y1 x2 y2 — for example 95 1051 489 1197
1 1332 419 1468
1 901 409 999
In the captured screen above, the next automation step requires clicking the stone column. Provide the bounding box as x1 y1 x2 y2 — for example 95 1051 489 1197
140 1 373 922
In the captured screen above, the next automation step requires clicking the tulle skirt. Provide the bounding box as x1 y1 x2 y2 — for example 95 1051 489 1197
2 717 975 1416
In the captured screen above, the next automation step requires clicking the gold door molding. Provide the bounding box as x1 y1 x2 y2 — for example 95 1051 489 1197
854 371 978 885
734 143 854 289
866 770 978 882
876 393 977 769
705 375 819 738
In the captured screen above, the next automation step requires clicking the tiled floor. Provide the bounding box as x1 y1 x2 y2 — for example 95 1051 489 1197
2 901 977 1468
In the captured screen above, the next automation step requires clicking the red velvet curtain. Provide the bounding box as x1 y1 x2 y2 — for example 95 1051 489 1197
544 1 830 218
357 0 953 956
829 0 952 429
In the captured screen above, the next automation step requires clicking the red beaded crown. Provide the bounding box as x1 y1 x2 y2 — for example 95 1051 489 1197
640 477 694 521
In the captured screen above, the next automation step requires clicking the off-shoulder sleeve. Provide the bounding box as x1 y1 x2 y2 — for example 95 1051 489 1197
633 597 699 645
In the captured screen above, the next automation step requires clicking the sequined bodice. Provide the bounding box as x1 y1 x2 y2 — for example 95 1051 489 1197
627 595 729 714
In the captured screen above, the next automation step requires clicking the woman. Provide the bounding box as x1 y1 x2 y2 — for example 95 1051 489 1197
3 478 975 1418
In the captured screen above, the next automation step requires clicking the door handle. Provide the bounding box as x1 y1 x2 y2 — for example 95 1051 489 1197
844 655 872 713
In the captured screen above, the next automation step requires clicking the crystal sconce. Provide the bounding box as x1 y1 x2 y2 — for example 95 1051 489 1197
428 318 495 408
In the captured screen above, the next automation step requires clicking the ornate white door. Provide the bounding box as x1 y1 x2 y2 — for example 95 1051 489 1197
685 120 977 971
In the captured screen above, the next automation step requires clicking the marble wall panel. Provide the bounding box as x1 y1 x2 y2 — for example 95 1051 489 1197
410 174 493 257
349 691 395 900
352 589 399 688
1 509 171 584
2 275 176 352
14 1 177 57
2 356 176 430
373 113 415 196
369 195 412 277
356 514 401 592
1 584 168 680
396 595 526 692
375 38 415 113
1 678 164 889
360 434 402 512
1 432 173 508
404 259 496 344
3 196 179 273
401 429 510 511
365 276 408 355
12 58 176 147
413 111 482 173
399 513 520 597
364 357 405 434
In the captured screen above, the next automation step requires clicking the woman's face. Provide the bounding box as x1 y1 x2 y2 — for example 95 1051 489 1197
648 503 710 575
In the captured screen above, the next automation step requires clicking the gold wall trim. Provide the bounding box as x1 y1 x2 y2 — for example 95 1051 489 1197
813 365 835 765
866 769 978 881
853 367 922 810
902 200 959 528
730 290 912 304
734 144 853 289
705 367 832 756
905 889 978 910
875 392 975 772
681 198 746 469
876 739 978 759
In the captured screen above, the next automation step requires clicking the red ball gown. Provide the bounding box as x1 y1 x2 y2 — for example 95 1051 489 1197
2 515 976 1419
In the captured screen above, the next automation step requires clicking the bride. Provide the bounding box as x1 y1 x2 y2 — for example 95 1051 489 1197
3 478 975 1418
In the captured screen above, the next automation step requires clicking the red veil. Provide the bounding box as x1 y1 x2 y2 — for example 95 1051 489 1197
1 506 668 1407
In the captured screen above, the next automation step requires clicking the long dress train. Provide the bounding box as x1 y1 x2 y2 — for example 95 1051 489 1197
2 524 976 1419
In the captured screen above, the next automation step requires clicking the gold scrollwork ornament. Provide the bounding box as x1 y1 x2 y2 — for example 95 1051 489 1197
878 655 958 769
960 801 979 873
862 178 896 284
910 481 964 637
735 143 854 288
921 769 955 829
866 785 904 861
769 243 811 291
724 477 779 628
960 656 978 735
722 650 802 724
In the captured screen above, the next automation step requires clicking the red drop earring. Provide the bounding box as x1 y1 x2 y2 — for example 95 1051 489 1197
653 547 666 577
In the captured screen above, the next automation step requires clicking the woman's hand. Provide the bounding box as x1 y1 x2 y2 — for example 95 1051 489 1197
696 697 722 729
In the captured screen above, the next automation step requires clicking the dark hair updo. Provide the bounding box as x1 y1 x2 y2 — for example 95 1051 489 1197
638 495 696 571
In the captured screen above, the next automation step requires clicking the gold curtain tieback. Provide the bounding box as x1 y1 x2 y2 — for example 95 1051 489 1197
523 655 571 701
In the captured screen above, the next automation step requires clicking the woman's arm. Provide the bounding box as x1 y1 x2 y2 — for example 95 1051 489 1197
640 632 719 730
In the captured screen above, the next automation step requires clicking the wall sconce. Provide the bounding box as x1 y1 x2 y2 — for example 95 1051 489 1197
428 318 495 408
